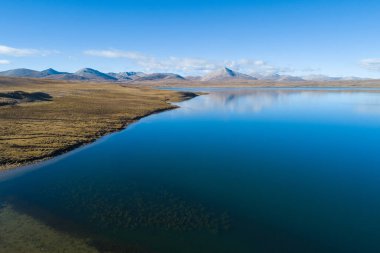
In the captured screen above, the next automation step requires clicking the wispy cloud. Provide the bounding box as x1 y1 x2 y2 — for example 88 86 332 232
83 49 289 75
360 58 380 71
223 59 293 75
84 49 140 59
0 44 58 57
0 59 10 64
84 49 218 73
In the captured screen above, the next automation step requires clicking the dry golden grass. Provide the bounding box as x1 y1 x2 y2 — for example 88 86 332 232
0 77 196 171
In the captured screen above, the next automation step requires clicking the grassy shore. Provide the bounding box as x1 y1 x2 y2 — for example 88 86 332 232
0 77 197 171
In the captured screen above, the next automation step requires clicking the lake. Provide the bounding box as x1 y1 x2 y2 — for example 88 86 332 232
1 88 380 253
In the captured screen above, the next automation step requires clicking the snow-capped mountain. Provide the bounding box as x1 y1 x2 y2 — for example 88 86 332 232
201 67 257 81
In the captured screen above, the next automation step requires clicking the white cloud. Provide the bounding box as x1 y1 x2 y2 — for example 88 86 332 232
83 49 290 75
84 49 217 72
0 44 58 57
0 59 10 64
223 59 292 75
84 49 139 59
360 58 380 71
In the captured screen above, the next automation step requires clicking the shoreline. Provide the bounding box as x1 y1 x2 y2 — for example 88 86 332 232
0 76 199 173
0 105 183 172
0 101 195 173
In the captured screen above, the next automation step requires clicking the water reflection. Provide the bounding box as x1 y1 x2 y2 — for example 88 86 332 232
177 89 380 117
356 104 380 115
190 90 281 113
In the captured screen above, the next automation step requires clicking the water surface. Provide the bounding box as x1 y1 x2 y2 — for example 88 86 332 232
1 88 380 253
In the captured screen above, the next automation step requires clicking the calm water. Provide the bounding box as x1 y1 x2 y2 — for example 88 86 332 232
1 88 380 253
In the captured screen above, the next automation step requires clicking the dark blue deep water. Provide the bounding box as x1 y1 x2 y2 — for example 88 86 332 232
1 88 380 253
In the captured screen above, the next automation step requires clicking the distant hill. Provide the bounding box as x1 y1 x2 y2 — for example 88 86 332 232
277 75 305 82
75 68 117 81
202 67 257 81
108 72 147 81
0 68 117 81
302 75 367 82
0 68 43 78
0 67 370 83
251 73 278 81
302 75 341 82
185 75 202 81
340 76 368 81
133 73 185 81
40 68 68 77
251 73 305 82
44 73 89 81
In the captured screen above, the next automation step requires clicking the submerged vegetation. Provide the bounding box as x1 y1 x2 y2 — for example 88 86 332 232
0 204 98 253
57 186 230 233
1 178 231 252
5 177 231 235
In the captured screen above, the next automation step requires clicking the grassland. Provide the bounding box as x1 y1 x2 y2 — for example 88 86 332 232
0 77 197 171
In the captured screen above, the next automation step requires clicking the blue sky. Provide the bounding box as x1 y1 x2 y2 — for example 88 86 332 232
1 0 380 77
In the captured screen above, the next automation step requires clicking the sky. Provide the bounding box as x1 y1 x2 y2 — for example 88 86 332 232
1 0 380 77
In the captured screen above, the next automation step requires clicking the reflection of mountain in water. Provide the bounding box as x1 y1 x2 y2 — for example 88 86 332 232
217 92 278 113
356 105 380 115
182 89 380 115
184 90 316 113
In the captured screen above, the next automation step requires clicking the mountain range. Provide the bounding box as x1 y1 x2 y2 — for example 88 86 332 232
0 67 369 82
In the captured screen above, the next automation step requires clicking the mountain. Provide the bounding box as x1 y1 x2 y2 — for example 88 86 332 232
0 68 43 78
133 73 185 81
302 75 342 82
75 68 117 81
302 75 368 82
0 68 78 80
201 67 257 82
107 72 132 81
339 76 368 81
185 75 202 81
43 73 89 81
40 68 68 77
0 67 370 83
277 75 305 82
40 68 89 81
251 73 280 81
251 73 305 82
254 73 369 82
0 68 181 82
107 71 146 81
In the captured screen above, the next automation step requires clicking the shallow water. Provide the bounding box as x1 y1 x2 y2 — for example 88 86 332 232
1 88 380 253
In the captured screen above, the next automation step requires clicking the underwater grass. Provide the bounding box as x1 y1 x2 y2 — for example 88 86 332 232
0 204 99 253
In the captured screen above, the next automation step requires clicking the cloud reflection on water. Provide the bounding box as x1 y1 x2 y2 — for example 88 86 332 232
176 89 380 119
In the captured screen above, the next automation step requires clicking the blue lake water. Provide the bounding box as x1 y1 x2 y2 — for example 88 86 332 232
1 88 380 253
